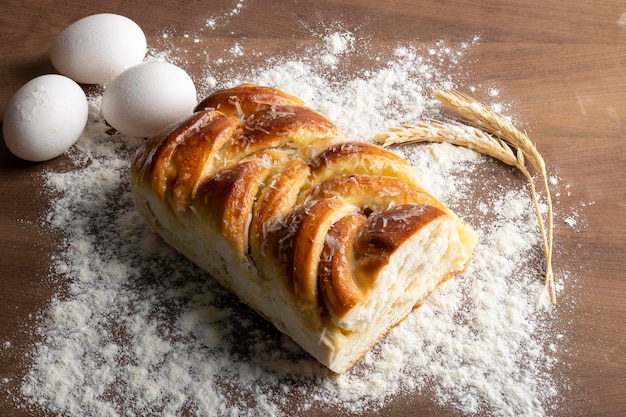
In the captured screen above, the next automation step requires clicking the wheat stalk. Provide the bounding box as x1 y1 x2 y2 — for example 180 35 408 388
376 121 522 166
375 90 556 304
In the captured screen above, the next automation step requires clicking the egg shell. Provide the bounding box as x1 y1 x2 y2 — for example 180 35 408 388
2 74 88 162
101 61 197 138
51 13 147 85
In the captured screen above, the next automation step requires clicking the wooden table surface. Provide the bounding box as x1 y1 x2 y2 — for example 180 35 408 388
1 1 625 416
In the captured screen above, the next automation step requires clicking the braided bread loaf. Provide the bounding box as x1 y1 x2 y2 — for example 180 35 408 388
130 84 477 373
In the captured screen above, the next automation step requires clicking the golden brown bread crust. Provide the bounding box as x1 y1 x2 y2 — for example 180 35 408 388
194 150 282 261
135 110 239 211
195 83 305 115
308 141 423 188
130 84 477 373
354 204 446 284
319 213 368 317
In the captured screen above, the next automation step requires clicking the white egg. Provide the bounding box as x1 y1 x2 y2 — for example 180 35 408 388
3 74 88 162
101 62 197 138
51 13 147 84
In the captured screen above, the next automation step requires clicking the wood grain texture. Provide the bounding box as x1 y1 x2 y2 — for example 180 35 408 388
1 1 625 416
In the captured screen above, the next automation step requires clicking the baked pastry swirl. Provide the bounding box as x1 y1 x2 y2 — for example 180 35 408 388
130 84 477 373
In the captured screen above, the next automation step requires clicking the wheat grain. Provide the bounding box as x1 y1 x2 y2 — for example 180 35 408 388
375 121 521 166
374 91 556 304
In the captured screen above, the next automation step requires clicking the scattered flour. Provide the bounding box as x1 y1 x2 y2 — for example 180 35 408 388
6 18 575 417
319 31 355 67
205 0 248 30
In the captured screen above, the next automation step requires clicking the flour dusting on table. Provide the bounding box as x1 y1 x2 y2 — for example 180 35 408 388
11 19 575 417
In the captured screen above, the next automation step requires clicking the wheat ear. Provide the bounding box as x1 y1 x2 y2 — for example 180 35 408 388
375 91 556 304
